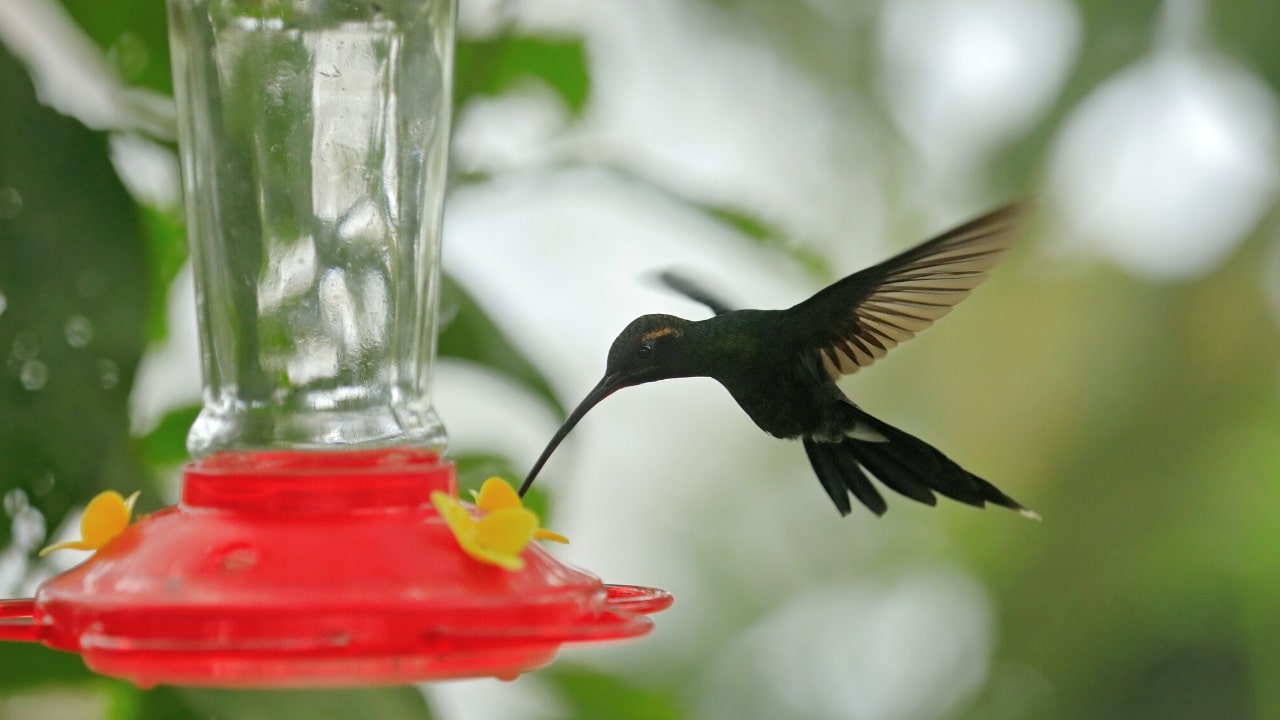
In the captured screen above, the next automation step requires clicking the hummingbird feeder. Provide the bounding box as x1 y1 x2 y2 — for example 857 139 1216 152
0 0 669 686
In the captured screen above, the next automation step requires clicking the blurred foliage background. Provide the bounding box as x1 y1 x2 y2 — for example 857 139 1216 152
2 0 1280 719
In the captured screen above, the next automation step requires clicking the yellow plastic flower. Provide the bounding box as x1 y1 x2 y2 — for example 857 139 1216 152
431 477 567 571
39 490 140 557
471 477 569 545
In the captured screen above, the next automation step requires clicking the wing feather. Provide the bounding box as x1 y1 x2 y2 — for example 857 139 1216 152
790 203 1024 380
655 270 735 316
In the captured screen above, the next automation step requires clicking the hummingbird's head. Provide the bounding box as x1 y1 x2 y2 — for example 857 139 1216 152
604 314 695 385
518 313 695 497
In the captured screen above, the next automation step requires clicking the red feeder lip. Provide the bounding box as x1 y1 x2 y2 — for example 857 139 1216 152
0 450 671 687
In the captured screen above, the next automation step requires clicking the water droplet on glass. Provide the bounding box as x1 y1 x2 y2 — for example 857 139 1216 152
64 315 94 348
12 506 47 549
98 358 120 389
33 473 55 497
10 332 38 363
3 488 28 517
19 359 48 391
108 32 149 80
0 186 22 219
0 290 7 317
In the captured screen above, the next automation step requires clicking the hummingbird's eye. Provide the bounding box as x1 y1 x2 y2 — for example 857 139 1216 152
638 343 654 358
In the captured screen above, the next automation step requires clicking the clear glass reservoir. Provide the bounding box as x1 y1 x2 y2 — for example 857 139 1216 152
168 0 455 456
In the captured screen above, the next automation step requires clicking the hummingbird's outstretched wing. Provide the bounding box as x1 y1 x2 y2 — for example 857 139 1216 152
655 270 735 316
790 203 1024 380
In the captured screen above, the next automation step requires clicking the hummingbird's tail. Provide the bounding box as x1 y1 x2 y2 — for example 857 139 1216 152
802 415 1038 519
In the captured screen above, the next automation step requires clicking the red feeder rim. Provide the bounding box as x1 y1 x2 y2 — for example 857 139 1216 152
0 450 671 687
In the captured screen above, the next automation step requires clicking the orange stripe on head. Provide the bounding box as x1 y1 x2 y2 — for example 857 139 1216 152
641 326 680 342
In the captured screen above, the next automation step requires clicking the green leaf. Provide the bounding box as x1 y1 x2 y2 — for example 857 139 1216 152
698 203 832 280
455 36 590 114
590 165 833 280
58 0 172 94
0 46 150 550
438 273 564 416
136 404 201 468
131 686 434 720
0 643 95 691
138 203 187 342
545 665 687 720
1209 0 1280 90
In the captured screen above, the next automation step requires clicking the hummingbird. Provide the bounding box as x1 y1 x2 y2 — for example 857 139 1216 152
518 204 1037 519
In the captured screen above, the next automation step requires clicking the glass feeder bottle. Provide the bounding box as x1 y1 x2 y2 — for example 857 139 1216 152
170 0 454 457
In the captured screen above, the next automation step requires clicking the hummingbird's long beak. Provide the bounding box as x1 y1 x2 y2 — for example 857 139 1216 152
518 373 623 497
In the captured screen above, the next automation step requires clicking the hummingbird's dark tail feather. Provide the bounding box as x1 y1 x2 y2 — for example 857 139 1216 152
805 414 1039 519
803 439 886 517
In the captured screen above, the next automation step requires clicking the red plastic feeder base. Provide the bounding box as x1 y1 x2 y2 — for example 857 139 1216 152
0 450 671 687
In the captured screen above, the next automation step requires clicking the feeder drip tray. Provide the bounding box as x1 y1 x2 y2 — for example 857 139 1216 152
0 450 670 687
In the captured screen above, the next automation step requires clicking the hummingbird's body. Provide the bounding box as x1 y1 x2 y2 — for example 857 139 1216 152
520 204 1037 519
677 310 870 441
